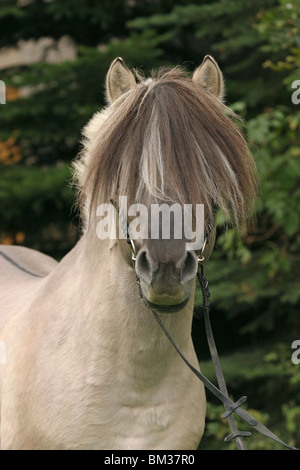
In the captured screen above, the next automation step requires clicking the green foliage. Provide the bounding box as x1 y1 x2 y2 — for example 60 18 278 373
196 344 299 450
256 0 300 76
0 0 299 450
0 164 78 256
202 0 300 335
128 0 280 109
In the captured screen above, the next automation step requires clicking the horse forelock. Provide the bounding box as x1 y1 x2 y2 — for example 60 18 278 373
73 67 257 229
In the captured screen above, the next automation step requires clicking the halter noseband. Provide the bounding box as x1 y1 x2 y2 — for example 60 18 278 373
129 230 207 265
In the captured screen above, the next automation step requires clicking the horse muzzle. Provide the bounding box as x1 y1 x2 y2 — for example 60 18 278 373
135 243 198 313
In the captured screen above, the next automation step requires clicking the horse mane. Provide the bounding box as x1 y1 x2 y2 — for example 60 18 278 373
73 67 257 230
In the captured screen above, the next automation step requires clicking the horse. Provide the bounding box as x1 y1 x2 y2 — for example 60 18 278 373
0 56 256 450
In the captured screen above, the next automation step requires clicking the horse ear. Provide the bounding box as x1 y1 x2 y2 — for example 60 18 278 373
106 57 136 104
193 55 224 100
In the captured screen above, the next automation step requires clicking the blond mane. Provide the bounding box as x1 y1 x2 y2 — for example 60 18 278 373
73 67 256 230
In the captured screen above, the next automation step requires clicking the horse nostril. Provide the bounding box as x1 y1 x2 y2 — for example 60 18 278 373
180 251 198 284
136 247 197 286
135 249 152 284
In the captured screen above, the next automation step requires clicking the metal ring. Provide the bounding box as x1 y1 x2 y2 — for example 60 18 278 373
197 238 207 263
129 238 137 263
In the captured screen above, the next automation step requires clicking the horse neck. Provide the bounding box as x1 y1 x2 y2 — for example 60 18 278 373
75 230 196 374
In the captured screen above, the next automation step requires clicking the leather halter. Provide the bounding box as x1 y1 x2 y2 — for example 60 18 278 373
123 205 297 451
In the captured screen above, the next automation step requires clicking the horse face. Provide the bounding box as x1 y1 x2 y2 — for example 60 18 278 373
117 203 216 313
82 56 255 312
104 57 223 313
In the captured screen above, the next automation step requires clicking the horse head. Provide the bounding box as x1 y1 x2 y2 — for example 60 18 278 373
74 57 256 313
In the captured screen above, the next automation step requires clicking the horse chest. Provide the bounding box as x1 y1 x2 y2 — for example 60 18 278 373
76 391 199 450
73 365 204 450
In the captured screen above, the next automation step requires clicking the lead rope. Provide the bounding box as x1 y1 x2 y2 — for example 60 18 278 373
148 268 297 450
197 264 248 449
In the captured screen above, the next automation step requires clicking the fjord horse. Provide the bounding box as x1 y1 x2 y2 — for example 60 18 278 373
0 57 256 449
